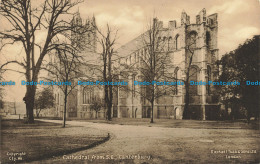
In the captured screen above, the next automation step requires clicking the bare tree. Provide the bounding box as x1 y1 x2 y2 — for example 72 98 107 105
95 24 118 121
46 48 81 127
129 18 171 123
0 0 85 123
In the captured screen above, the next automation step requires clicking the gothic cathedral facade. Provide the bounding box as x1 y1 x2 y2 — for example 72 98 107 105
54 8 220 120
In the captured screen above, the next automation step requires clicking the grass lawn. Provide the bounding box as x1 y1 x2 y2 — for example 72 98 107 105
0 119 109 164
65 117 259 130
38 118 260 164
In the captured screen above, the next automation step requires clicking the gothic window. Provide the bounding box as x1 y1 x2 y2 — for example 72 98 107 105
206 32 210 48
189 67 198 95
189 31 197 49
168 37 173 51
83 87 93 104
163 36 167 42
163 37 167 51
175 34 180 50
207 65 211 94
83 87 87 104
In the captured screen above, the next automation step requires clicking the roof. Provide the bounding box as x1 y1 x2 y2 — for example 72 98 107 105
114 29 171 60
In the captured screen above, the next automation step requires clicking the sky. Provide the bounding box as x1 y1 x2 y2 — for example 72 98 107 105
0 0 260 102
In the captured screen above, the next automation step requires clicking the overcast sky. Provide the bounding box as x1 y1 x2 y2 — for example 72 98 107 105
1 0 260 102
79 0 260 54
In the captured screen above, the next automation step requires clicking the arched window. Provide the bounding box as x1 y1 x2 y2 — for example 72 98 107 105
189 67 198 95
207 65 211 94
189 31 197 49
168 37 173 51
206 32 210 48
163 36 167 42
175 34 180 50
83 87 94 104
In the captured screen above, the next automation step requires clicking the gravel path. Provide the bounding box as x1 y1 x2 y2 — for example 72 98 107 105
34 119 260 164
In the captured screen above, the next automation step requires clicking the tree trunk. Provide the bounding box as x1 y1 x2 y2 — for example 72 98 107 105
107 101 112 121
104 85 109 120
150 100 154 123
107 49 113 121
183 84 190 119
107 84 113 121
63 86 68 128
37 108 42 118
24 86 36 123
36 108 40 118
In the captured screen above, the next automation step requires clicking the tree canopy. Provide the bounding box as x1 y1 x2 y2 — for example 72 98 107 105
217 36 259 120
34 87 54 114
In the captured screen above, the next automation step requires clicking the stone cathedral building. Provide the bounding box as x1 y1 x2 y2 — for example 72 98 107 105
53 8 221 120
114 8 220 120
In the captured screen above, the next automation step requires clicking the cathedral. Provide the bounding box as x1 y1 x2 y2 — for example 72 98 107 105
53 8 221 120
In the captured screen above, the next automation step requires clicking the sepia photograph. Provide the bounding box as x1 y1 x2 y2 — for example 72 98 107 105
0 0 259 163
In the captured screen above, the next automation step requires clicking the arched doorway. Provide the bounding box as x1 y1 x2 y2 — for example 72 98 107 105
175 107 180 119
147 108 151 118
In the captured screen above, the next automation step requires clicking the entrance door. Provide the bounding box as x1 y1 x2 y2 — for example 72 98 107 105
147 108 151 118
175 107 180 119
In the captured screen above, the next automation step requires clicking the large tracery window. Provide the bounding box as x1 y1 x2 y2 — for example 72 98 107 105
83 87 94 104
189 67 198 95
